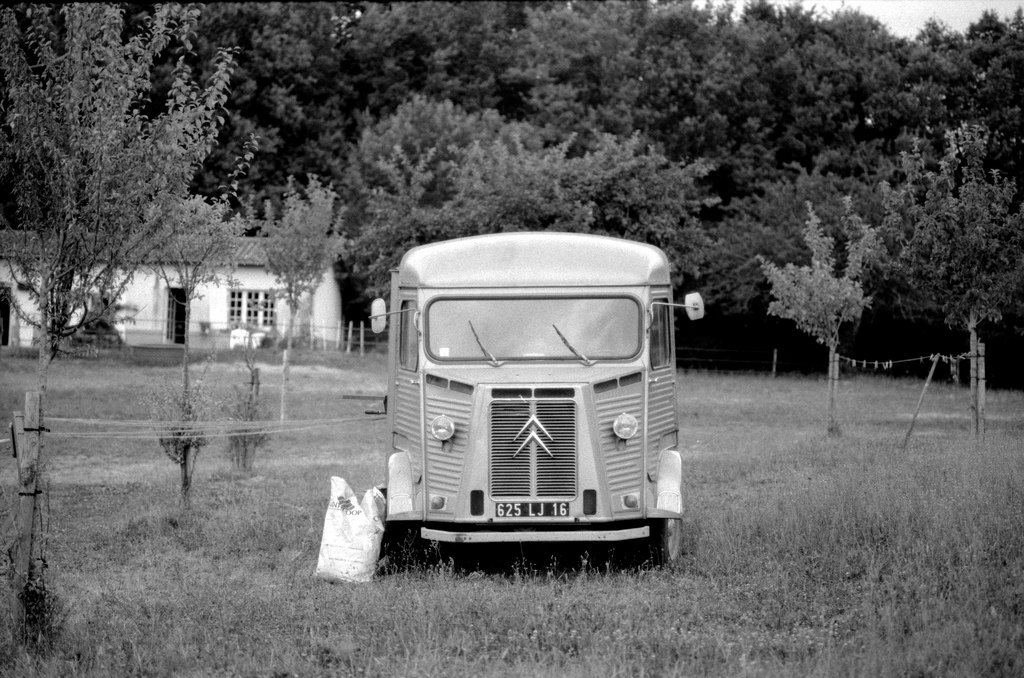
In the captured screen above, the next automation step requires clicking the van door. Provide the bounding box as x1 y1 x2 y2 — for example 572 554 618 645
647 296 678 478
391 297 423 497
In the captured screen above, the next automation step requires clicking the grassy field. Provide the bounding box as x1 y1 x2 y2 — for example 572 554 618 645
0 349 1022 677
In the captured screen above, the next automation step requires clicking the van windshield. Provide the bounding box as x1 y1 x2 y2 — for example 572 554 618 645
426 297 641 362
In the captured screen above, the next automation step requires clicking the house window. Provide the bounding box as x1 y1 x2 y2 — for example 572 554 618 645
230 290 276 328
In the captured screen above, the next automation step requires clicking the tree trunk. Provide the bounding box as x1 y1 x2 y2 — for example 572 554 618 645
978 341 986 440
827 344 840 437
181 295 193 506
969 313 979 440
180 445 194 508
281 302 297 421
181 294 191 396
36 277 51 394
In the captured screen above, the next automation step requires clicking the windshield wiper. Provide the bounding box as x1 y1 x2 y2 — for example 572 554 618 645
552 324 595 366
468 321 503 367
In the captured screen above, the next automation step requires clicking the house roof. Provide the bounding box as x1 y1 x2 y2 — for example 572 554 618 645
0 230 269 266
234 238 268 266
0 232 352 279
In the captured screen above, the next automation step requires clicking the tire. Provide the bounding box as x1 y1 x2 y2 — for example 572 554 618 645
649 518 682 567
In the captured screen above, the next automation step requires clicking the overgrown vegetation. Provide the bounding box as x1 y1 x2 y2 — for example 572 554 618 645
1 354 1021 676
224 346 268 473
144 358 218 507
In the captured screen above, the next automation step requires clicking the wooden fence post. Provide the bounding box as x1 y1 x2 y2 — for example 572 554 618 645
247 367 260 471
9 410 25 629
359 321 365 356
12 391 42 638
772 348 778 379
345 321 353 354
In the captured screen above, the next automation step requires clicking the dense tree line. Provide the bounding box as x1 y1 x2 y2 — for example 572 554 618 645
5 1 1023 383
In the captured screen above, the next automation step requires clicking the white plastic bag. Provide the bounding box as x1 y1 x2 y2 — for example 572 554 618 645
315 477 386 583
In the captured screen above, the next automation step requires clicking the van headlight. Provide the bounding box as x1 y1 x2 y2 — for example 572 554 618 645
429 415 455 441
612 413 638 440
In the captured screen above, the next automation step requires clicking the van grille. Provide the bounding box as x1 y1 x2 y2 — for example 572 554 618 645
490 399 576 498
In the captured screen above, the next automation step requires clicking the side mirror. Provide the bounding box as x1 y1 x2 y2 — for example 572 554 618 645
370 298 387 334
684 292 704 321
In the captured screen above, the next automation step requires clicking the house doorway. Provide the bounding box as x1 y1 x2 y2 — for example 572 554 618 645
166 287 187 344
1 284 10 347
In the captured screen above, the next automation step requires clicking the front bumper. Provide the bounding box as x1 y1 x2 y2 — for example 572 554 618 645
421 525 649 544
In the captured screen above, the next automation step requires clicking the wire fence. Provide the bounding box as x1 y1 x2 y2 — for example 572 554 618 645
41 414 386 441
0 413 386 448
0 348 991 450
676 346 786 372
676 346 978 383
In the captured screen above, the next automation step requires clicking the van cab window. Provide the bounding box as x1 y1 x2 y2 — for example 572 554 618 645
399 299 418 370
650 300 672 369
426 296 641 362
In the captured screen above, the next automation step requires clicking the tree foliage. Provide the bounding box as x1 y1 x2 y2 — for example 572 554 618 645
510 1 645 151
259 174 345 419
883 124 1024 335
261 175 347 328
7 1 1022 378
761 200 880 351
0 3 235 387
183 2 351 207
352 131 712 299
347 95 539 214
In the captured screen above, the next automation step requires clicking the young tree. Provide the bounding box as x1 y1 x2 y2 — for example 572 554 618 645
0 3 235 391
150 197 246 506
225 341 268 473
760 199 880 436
883 124 1024 437
0 2 236 639
260 175 346 420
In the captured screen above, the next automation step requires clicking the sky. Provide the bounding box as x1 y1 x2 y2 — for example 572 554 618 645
716 1 1024 38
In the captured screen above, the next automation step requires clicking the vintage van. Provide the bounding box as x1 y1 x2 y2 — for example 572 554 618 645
370 231 703 564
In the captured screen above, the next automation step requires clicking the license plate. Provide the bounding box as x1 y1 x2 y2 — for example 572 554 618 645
494 501 570 518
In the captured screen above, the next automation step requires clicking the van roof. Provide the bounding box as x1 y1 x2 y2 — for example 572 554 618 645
397 232 671 288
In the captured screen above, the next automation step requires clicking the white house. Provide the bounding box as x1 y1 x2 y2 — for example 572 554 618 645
0 238 346 351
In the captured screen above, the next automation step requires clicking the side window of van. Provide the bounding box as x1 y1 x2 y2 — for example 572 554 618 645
399 300 418 370
650 300 672 369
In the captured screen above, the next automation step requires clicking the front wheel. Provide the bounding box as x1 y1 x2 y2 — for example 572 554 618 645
649 518 682 567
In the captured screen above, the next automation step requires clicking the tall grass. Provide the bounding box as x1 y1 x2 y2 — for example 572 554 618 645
688 435 1024 676
0 354 1021 676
